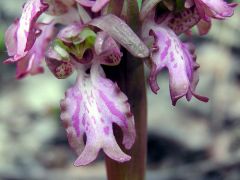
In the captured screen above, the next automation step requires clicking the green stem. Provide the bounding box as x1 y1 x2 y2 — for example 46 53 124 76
104 1 147 179
104 53 147 180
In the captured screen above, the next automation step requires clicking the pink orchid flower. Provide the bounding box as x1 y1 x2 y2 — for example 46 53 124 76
3 0 237 168
140 0 236 105
45 15 149 164
4 0 78 78
185 0 237 20
185 0 238 35
3 0 149 165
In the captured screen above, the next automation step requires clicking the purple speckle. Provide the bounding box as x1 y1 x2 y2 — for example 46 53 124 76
104 126 110 135
82 114 86 126
99 90 128 127
161 38 171 60
170 51 174 62
100 118 104 123
72 90 81 136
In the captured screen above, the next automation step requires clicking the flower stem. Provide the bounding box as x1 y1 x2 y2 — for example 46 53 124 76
104 1 147 179
104 52 147 180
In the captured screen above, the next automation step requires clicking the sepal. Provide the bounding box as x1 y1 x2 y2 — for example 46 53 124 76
90 14 149 58
94 31 122 66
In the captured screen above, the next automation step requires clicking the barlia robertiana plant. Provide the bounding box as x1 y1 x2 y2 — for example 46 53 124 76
3 0 238 179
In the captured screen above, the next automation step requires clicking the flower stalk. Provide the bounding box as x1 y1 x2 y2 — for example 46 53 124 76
105 1 147 179
105 53 147 180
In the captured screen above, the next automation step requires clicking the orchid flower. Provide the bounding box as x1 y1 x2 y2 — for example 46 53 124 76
184 0 238 35
5 0 49 63
141 8 207 105
4 0 150 165
3 0 237 170
60 62 135 165
140 0 237 105
4 0 78 78
147 26 209 105
44 14 150 164
185 0 237 20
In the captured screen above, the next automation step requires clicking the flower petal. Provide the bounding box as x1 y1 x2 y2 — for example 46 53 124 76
90 14 149 58
15 22 56 79
197 19 211 36
185 0 194 8
148 26 208 105
91 0 110 12
53 7 81 25
4 20 19 59
57 23 83 43
194 0 237 20
60 63 135 166
165 7 200 35
94 31 122 66
56 25 96 64
140 0 162 21
17 0 49 57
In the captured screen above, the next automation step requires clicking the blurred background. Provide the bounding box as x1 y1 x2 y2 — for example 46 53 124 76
0 1 240 180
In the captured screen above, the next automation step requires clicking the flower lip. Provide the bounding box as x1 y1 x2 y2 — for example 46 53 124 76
148 26 208 105
61 62 136 166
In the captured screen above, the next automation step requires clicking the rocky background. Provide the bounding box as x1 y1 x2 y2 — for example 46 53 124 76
0 1 240 180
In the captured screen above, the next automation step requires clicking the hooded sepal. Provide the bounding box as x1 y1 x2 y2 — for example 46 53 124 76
90 14 149 58
94 31 122 66
56 24 96 64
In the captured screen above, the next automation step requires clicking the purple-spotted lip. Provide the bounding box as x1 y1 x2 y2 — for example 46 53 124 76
60 62 135 166
148 25 209 105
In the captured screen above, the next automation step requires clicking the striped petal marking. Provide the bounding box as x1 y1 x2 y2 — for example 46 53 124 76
16 0 49 59
60 63 136 166
148 26 208 105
